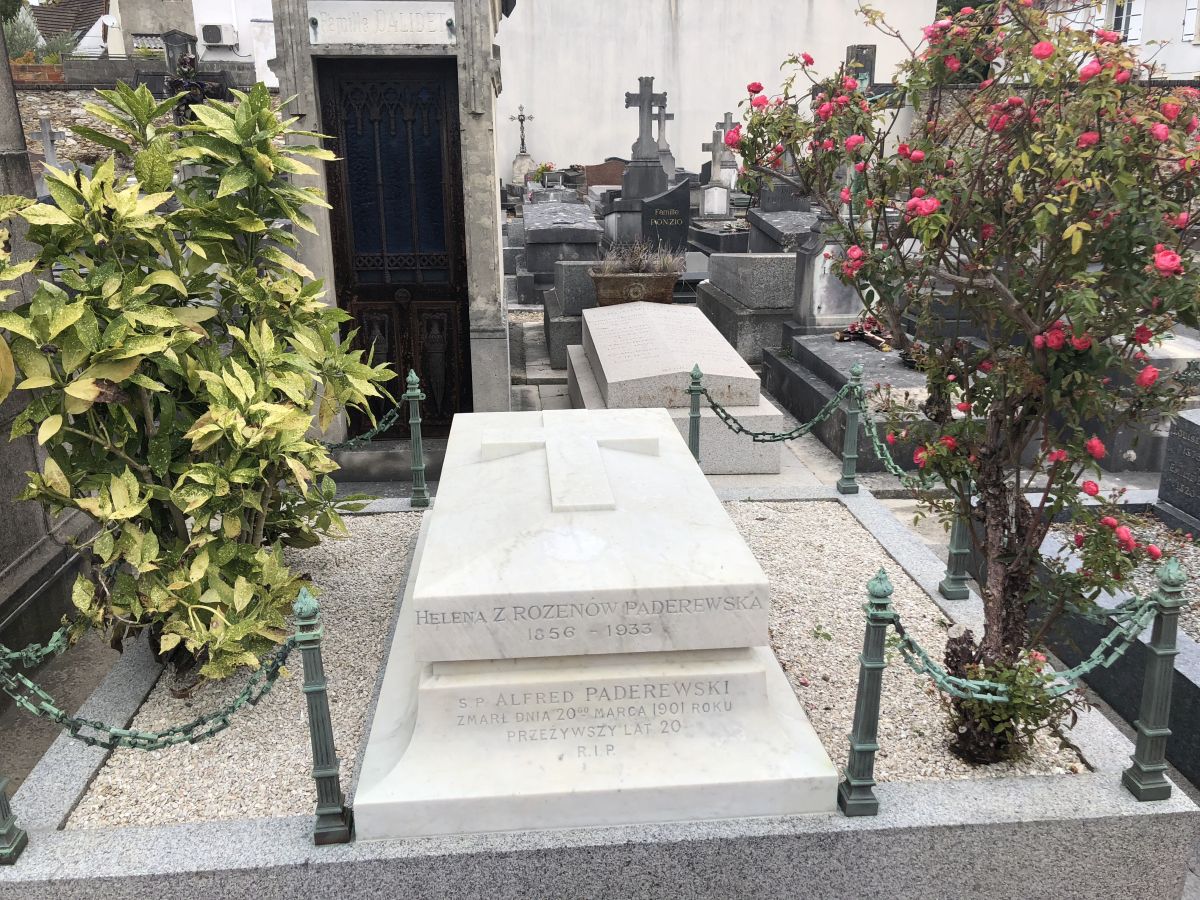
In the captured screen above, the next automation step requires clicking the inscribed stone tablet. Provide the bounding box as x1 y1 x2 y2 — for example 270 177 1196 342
582 302 760 408
411 408 769 661
1160 409 1200 519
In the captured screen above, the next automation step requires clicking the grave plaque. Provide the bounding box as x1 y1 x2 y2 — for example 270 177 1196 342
353 407 837 839
307 1 456 45
641 180 690 252
1159 409 1200 521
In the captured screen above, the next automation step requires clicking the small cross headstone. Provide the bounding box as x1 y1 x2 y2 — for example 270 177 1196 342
509 104 533 155
625 76 667 161
701 129 725 186
654 103 676 179
28 117 64 170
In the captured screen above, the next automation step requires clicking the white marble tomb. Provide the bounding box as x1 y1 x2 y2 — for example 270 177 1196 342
352 408 837 840
567 302 785 475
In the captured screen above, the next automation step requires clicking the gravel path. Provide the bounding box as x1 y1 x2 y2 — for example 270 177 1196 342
727 500 1083 782
508 308 542 324
67 512 423 830
68 500 1081 828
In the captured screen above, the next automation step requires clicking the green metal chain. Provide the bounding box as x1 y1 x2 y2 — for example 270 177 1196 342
701 382 854 442
322 404 405 452
0 638 296 750
851 388 943 491
890 593 1160 703
0 623 73 670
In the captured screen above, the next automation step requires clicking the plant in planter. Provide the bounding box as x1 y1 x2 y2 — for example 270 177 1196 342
731 2 1200 761
589 242 684 306
0 83 391 683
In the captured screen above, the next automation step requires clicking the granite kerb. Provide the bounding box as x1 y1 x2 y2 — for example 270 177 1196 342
3 493 1197 898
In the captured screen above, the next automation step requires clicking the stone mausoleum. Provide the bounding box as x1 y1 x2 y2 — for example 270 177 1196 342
271 0 516 440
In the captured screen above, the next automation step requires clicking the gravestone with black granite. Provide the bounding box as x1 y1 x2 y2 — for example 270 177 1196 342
1156 410 1200 531
642 180 690 252
747 208 821 253
519 201 602 305
697 253 796 364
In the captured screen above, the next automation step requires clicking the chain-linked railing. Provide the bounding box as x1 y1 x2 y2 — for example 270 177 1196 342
687 362 972 600
838 563 1187 815
323 368 430 508
0 588 351 864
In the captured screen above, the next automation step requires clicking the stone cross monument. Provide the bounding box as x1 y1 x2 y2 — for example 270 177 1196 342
702 129 724 186
715 111 740 188
509 103 537 187
654 103 675 180
620 76 668 200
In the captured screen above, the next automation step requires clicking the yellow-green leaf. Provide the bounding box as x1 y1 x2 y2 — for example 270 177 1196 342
43 457 69 496
64 378 101 401
19 203 74 226
38 414 63 445
141 270 187 295
83 356 141 383
0 335 14 404
158 632 182 653
233 576 253 612
16 376 54 389
71 574 95 611
1071 229 1084 255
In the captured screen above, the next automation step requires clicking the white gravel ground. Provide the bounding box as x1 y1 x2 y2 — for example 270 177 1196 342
1107 514 1200 645
68 500 1080 829
726 500 1083 782
67 512 423 829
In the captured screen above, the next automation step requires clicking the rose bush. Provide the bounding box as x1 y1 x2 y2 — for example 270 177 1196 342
731 2 1200 760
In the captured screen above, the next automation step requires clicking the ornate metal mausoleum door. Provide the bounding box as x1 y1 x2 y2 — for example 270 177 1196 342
318 58 470 437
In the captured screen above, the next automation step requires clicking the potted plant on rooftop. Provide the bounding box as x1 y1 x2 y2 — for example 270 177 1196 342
589 241 684 306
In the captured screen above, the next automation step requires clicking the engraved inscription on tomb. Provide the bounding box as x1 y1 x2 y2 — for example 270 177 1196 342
448 675 744 759
1162 419 1200 515
308 1 456 46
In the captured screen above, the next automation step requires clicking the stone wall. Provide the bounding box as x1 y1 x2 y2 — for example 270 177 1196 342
16 89 124 172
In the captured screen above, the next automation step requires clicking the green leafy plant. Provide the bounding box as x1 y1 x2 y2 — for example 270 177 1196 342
0 83 391 681
3 8 40 59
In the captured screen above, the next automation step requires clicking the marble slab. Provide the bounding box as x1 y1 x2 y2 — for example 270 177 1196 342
582 302 760 408
567 345 783 476
411 408 769 662
353 517 838 841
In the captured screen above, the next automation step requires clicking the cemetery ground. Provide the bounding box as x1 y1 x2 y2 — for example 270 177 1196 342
2 394 1198 896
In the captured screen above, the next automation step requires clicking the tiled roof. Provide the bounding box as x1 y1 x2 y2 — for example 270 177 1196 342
130 34 165 51
29 0 108 39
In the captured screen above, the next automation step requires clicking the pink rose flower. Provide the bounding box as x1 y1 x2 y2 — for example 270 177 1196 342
914 446 928 468
724 126 742 148
945 56 962 73
956 401 971 412
1162 101 1182 122
897 143 911 158
939 435 958 452
1079 59 1103 83
1100 515 1119 529
886 431 897 445
1031 41 1055 60
1081 480 1100 496
1153 246 1183 275
751 94 769 108
1115 69 1131 84
1133 324 1154 344
843 76 859 90
1045 329 1066 351
1136 365 1160 388
1033 334 1047 349
840 187 852 203
1047 449 1068 464
747 81 764 95
1095 28 1121 44
1147 544 1163 560
910 149 926 162
1151 122 1171 142
1086 436 1106 460
847 245 865 261
1071 334 1092 351
817 102 834 121
801 52 815 66
1076 131 1100 149
1074 533 1086 547
845 134 866 151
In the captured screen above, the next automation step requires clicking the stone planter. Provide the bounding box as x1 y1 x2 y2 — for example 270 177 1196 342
589 271 677 306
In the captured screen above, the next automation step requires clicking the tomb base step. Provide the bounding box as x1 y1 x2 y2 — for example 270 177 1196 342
354 550 837 841
761 348 913 474
567 345 783 475
331 440 448 482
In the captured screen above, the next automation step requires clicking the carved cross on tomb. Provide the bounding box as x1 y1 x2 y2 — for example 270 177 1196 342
626 76 667 161
481 410 660 513
702 129 726 186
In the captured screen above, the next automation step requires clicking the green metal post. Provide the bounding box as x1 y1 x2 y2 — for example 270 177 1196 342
0 776 27 865
836 363 864 495
938 479 973 600
687 364 703 462
1122 559 1187 801
294 588 353 844
838 568 895 816
403 370 430 509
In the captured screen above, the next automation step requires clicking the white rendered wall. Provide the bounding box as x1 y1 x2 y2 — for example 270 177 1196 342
1140 0 1200 78
191 0 279 87
494 0 935 181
